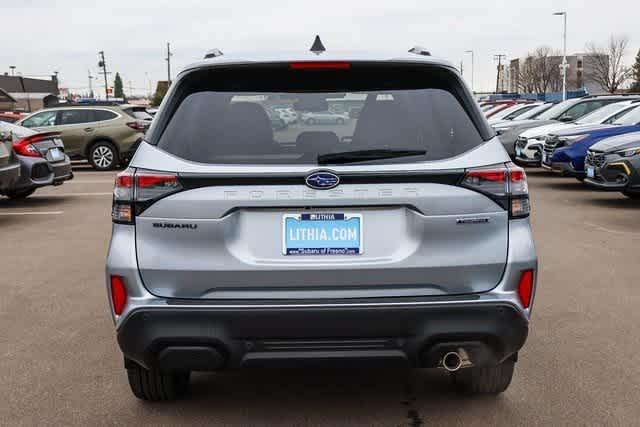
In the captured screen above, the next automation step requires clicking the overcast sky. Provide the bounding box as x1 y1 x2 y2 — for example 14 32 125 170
2 0 639 96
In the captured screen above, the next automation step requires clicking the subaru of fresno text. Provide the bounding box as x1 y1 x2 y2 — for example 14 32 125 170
106 44 538 401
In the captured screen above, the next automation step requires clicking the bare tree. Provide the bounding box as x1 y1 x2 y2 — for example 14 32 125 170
512 46 562 94
585 35 633 93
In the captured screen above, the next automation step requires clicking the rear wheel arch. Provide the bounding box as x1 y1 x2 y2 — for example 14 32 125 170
85 137 118 159
87 139 120 170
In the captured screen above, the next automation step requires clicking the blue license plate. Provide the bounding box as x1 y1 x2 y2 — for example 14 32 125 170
283 213 362 255
587 167 595 178
515 147 521 157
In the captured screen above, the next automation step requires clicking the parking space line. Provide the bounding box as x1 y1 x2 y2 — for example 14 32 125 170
34 192 113 197
0 211 64 216
66 180 115 184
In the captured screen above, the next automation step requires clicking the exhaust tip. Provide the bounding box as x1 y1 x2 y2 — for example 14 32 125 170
442 351 463 372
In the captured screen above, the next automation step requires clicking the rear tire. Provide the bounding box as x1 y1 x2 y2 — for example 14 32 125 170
4 188 35 199
451 359 515 395
126 362 190 401
88 141 118 171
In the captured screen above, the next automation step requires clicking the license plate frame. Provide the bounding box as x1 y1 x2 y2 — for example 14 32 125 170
47 147 64 162
282 213 363 256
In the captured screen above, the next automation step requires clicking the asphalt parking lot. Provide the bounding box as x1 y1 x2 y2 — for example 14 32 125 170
1 167 639 426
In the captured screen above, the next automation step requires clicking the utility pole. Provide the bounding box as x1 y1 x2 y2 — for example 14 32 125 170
128 80 133 99
88 69 94 98
553 11 568 101
494 54 507 94
165 43 173 85
465 50 475 93
98 51 109 100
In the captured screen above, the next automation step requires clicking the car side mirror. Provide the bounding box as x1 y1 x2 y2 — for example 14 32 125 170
558 116 574 123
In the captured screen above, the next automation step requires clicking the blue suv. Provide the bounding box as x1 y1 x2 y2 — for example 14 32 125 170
541 104 640 178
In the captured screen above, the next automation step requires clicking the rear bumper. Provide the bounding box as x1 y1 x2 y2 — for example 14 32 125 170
117 300 529 372
0 161 21 191
12 154 73 191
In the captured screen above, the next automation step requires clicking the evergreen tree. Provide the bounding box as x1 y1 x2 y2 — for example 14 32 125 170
631 49 640 92
114 72 125 99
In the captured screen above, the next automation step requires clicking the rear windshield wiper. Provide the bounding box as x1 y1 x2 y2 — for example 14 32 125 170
317 149 427 165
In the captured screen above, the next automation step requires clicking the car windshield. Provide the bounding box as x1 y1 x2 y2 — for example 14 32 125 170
501 104 537 120
515 103 553 120
575 103 629 125
535 100 578 120
152 64 487 165
612 105 640 126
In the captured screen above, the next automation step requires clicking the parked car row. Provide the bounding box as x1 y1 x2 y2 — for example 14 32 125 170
491 94 640 199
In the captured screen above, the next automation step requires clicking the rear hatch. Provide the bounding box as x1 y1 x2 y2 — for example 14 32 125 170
127 61 514 300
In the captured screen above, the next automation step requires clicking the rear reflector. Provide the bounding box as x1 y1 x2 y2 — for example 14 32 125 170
289 61 351 70
517 270 534 309
110 275 127 315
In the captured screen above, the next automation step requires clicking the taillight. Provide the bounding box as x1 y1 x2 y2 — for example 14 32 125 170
517 269 534 309
126 121 146 131
461 162 530 218
13 137 42 157
12 132 61 157
110 275 127 315
112 168 182 224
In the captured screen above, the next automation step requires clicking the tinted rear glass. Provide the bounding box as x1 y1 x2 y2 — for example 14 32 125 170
93 110 118 121
151 64 487 165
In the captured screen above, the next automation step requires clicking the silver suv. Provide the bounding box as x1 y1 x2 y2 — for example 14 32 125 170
106 45 537 401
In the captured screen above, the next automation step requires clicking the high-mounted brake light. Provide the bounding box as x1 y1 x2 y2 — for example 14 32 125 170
110 275 127 315
112 168 182 224
12 133 59 157
461 163 530 218
289 61 351 70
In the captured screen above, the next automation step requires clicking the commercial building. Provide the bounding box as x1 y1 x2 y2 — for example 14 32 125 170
508 53 609 94
0 74 60 112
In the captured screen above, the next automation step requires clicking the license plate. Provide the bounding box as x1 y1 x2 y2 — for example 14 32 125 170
515 146 522 157
283 213 362 255
587 167 595 178
47 147 64 162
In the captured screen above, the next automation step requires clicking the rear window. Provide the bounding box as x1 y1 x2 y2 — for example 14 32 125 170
93 110 118 121
124 108 152 121
151 63 488 165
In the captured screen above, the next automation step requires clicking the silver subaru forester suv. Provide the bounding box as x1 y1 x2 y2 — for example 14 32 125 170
106 45 537 401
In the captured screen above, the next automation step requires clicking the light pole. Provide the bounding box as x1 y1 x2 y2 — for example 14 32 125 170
465 50 475 93
553 11 568 101
9 66 16 76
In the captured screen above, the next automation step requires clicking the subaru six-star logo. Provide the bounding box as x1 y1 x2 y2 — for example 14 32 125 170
305 171 340 190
